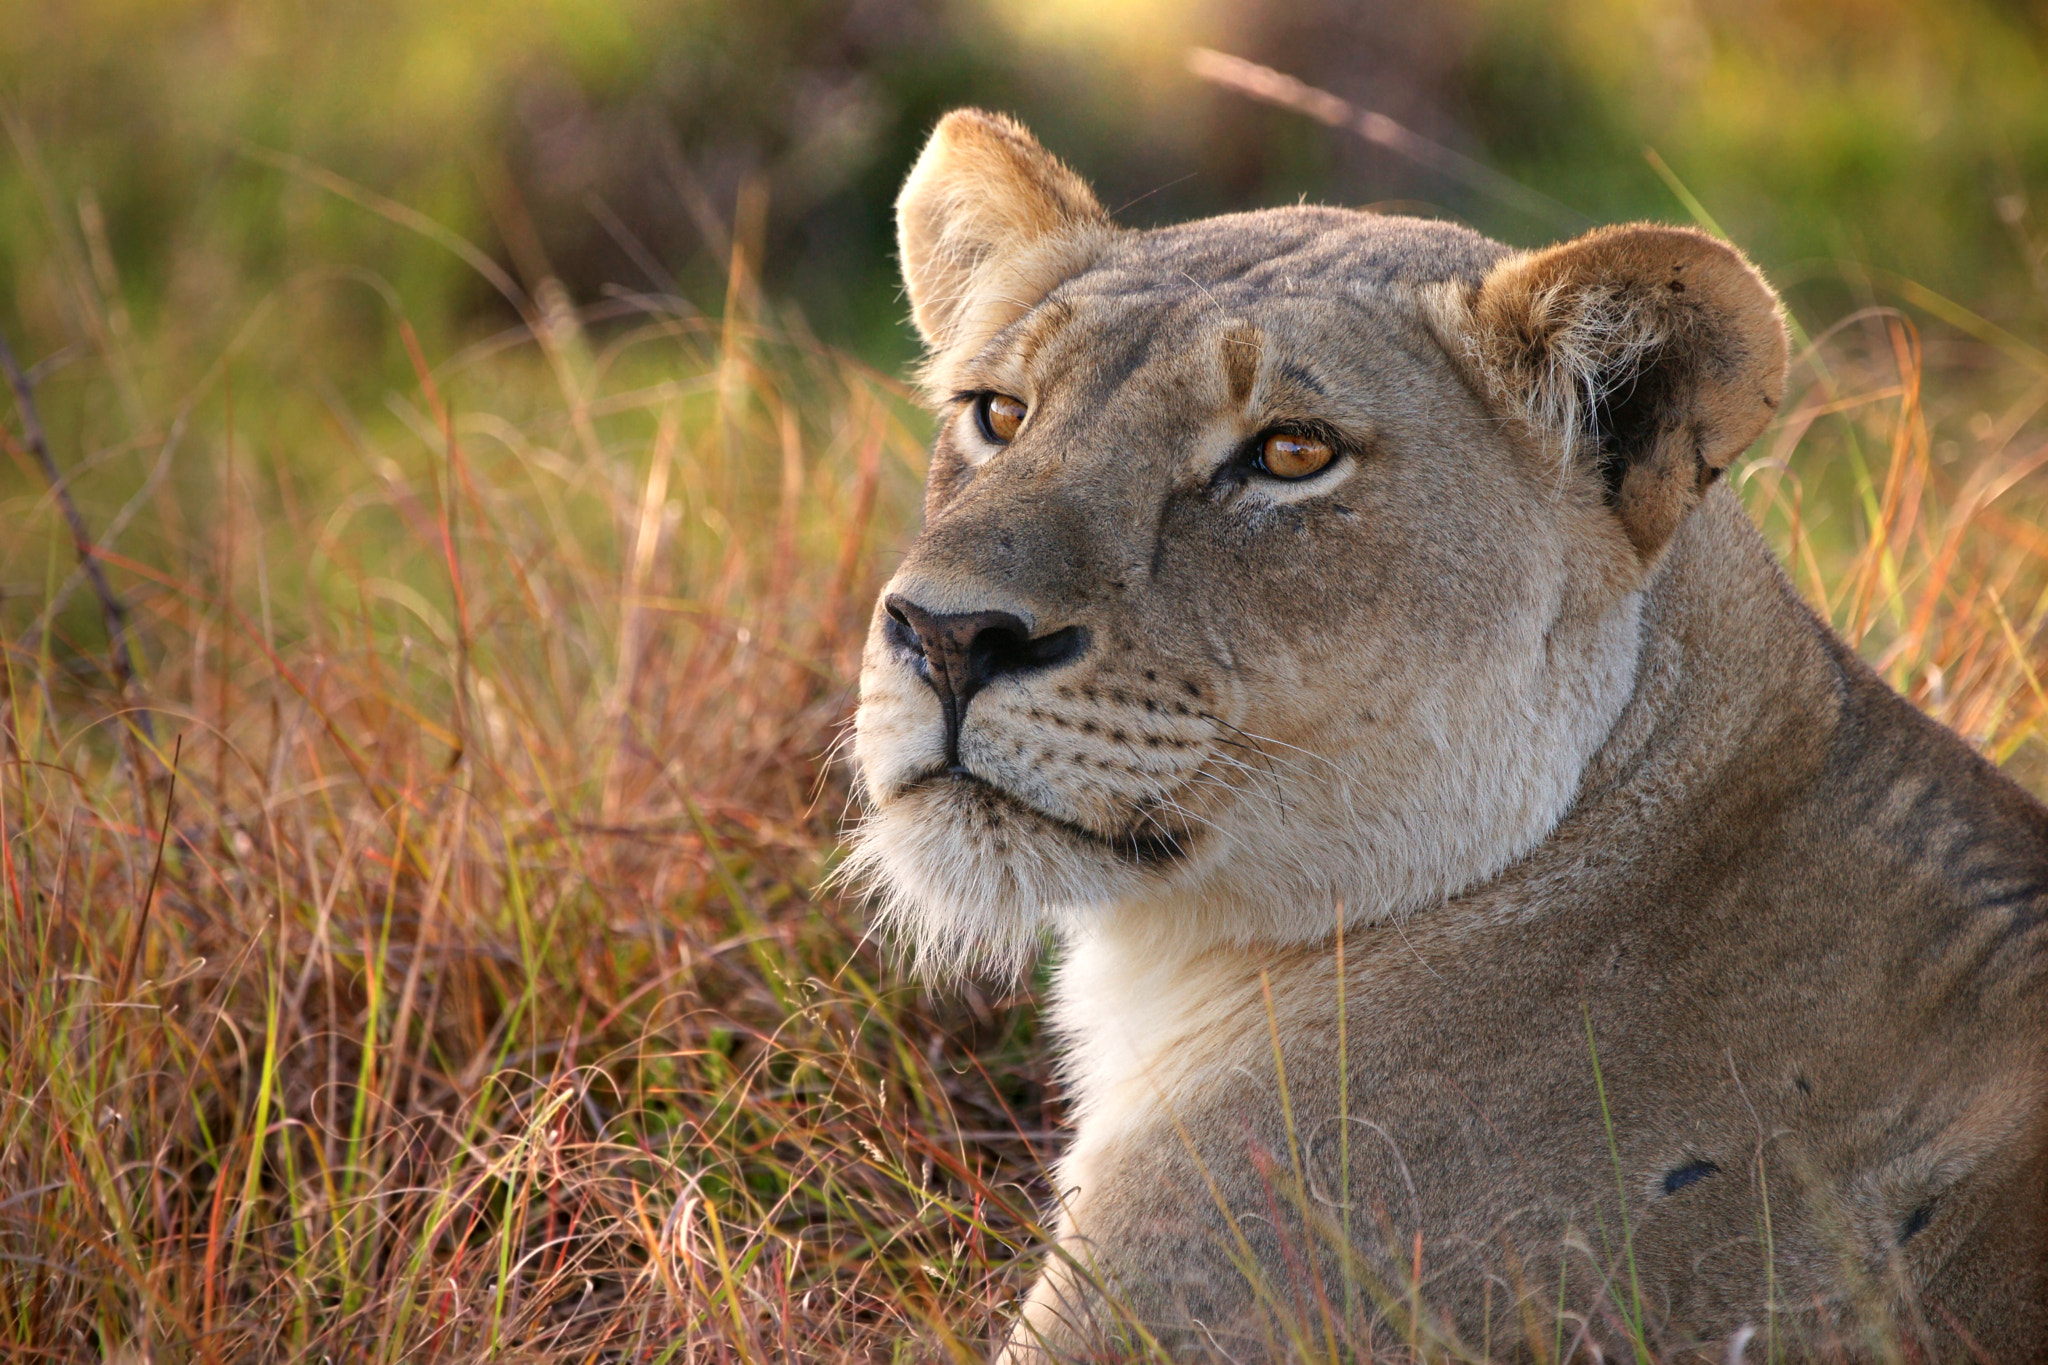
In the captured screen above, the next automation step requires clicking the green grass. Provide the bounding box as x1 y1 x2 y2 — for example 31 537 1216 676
3 136 2048 1365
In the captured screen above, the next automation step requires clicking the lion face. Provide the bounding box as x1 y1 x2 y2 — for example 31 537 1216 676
850 112 1784 976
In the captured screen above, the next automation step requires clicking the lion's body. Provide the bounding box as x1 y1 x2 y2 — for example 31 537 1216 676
1029 494 2048 1360
851 110 2048 1360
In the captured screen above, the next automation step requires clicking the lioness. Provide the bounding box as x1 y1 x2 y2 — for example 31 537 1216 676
848 109 2048 1362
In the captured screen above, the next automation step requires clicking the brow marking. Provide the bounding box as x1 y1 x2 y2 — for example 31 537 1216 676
1278 361 1326 396
1221 324 1265 408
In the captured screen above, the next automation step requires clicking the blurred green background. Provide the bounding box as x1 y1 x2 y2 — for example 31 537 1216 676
6 0 2047 388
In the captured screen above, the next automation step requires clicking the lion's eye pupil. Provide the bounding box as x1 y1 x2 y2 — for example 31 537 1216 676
980 394 1027 444
1259 432 1334 480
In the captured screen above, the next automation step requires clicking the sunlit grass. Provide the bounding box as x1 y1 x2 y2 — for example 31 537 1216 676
2 172 2046 1363
0 216 1071 1359
1744 301 2048 784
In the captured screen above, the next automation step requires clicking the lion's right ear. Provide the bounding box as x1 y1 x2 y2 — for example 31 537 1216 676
896 109 1111 366
1426 224 1787 561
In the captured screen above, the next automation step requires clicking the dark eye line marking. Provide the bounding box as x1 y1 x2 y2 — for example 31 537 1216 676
1276 362 1327 396
946 391 998 425
1251 416 1347 445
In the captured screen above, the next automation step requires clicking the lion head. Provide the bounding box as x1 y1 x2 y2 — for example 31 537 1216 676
847 109 1785 978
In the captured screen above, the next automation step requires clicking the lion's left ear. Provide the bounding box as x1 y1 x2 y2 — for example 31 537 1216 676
1428 224 1788 559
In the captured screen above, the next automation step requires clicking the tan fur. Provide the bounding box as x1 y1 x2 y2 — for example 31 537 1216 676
1425 227 1788 558
896 109 1113 365
851 111 2048 1361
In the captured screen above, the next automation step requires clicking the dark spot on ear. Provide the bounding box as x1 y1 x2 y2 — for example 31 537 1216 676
1662 1159 1719 1195
1667 280 1685 293
1182 680 1201 698
1590 343 1683 503
1144 669 1158 682
1900 1202 1935 1243
1794 1075 1812 1095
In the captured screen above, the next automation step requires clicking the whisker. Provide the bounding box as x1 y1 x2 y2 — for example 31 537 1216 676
1202 711 1346 778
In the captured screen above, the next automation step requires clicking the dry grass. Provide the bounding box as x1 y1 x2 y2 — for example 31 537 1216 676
1744 298 2048 788
2 192 2046 1364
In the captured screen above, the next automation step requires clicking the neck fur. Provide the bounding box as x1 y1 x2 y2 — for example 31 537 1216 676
1046 489 1843 1136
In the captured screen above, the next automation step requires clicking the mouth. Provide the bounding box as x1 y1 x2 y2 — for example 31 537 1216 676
905 767 1193 867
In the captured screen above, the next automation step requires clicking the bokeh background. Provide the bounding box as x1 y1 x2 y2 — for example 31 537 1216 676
5 3 2048 1360
9 0 2048 370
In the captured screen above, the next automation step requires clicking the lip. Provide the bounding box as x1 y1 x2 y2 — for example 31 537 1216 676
906 768 1192 867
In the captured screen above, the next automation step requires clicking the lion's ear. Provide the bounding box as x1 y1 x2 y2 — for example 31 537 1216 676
896 109 1111 359
1431 224 1787 559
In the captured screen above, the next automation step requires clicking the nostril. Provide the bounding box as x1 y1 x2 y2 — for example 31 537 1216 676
977 622 1085 678
1023 624 1086 671
970 619 1028 681
882 594 925 658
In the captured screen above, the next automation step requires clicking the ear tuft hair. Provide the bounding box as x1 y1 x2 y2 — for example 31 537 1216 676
1432 224 1787 558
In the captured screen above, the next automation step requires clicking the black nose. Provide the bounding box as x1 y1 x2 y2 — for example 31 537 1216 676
884 594 1087 763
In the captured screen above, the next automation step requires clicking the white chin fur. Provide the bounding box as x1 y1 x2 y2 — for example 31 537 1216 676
838 783 1154 981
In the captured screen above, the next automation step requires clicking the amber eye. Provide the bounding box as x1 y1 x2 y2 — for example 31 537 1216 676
976 393 1027 444
1257 431 1335 480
